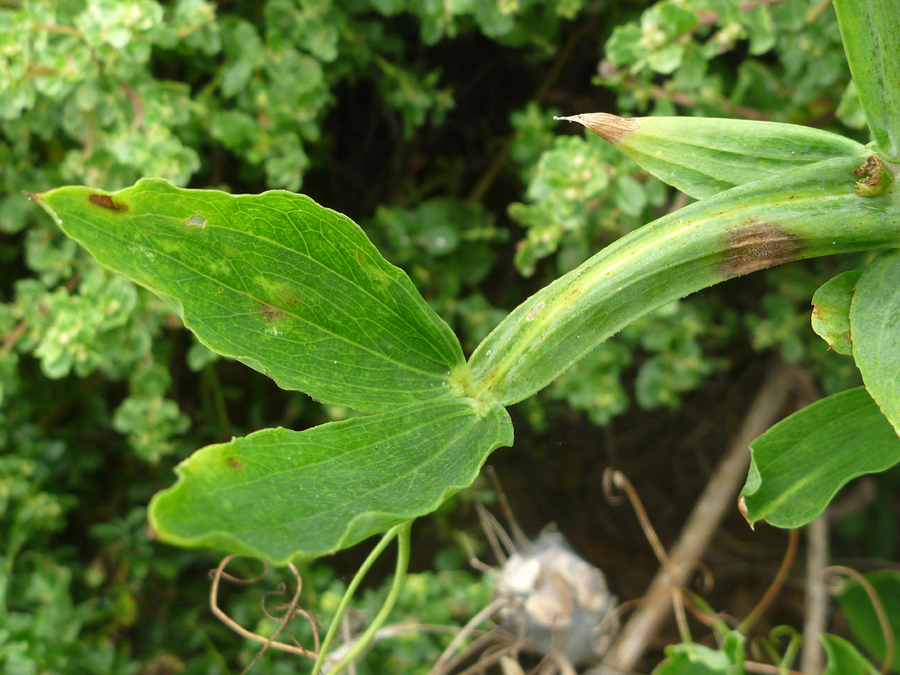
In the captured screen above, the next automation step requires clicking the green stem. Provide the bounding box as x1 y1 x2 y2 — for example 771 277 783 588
311 521 411 675
469 156 900 406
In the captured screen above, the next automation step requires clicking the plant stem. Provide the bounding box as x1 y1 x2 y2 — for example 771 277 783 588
312 522 411 675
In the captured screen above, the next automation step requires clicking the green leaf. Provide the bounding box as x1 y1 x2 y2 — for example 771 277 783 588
821 635 880 675
149 398 513 564
850 249 900 435
740 388 900 528
652 634 744 675
833 0 900 158
33 179 466 414
470 157 900 406
558 114 865 199
812 269 862 355
835 570 900 673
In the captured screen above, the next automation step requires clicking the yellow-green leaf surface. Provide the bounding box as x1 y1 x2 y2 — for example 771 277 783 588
740 388 900 529
34 179 465 413
149 398 512 564
834 0 900 158
851 249 900 435
812 270 862 355
471 157 900 406
561 113 865 199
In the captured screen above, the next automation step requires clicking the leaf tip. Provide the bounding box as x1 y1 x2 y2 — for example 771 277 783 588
737 495 755 529
555 112 640 144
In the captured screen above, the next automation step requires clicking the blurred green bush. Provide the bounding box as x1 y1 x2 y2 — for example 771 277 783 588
0 0 869 671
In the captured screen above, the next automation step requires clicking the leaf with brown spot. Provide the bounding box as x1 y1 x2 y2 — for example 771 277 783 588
89 193 128 212
811 270 862 355
35 179 466 413
149 398 513 564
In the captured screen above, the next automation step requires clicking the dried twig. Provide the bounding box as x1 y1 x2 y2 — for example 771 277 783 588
801 517 829 674
209 556 319 661
604 364 794 673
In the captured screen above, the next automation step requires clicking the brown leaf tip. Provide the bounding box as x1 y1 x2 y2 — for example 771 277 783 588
737 495 754 529
555 113 641 144
89 193 129 212
719 219 805 278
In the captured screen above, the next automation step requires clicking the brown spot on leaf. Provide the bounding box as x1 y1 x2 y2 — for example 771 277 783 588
258 301 285 322
719 219 805 278
89 193 129 212
276 288 301 307
555 113 641 145
226 456 243 471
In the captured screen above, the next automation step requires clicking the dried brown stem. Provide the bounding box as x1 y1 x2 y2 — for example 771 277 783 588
604 364 794 673
430 598 507 675
801 516 829 674
1 321 28 354
740 528 799 632
209 555 319 661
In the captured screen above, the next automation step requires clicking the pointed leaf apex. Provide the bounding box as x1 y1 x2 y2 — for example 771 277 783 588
737 495 755 529
555 113 641 144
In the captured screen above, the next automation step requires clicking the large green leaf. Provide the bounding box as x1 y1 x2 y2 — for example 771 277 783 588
822 635 881 675
836 570 900 674
850 249 900 435
33 179 465 414
834 0 900 158
740 388 900 529
812 269 862 355
149 398 513 564
559 114 865 199
470 157 900 406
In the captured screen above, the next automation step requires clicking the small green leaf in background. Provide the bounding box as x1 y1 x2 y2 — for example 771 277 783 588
740 388 900 528
652 632 744 675
558 114 865 199
835 570 900 674
821 635 881 675
850 249 900 436
833 0 900 158
34 179 466 413
149 399 513 564
812 269 862 355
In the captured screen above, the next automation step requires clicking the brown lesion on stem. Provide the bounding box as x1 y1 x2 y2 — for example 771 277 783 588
88 193 129 212
854 155 893 197
719 219 805 278
555 113 641 145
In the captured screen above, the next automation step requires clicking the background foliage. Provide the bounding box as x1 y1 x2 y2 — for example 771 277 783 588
0 0 892 672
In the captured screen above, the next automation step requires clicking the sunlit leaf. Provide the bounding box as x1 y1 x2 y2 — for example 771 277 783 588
34 179 466 413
